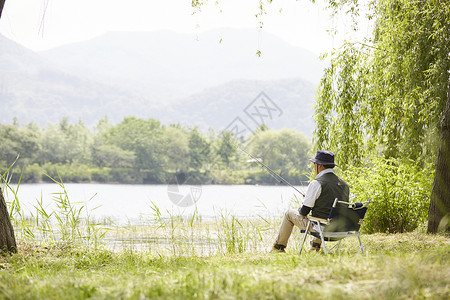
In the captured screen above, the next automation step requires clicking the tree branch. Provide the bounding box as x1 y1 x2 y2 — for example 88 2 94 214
0 0 5 19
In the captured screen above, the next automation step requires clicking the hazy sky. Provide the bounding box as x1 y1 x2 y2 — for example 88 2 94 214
0 0 370 54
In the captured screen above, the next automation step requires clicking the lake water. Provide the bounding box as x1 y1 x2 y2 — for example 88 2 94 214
7 183 306 225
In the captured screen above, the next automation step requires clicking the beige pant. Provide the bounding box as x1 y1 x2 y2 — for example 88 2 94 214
274 209 321 247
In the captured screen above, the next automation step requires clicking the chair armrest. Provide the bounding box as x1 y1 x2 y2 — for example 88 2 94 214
307 216 329 225
334 199 371 208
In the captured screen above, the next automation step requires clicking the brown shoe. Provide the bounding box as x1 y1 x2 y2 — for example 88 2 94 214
271 244 286 253
310 242 321 252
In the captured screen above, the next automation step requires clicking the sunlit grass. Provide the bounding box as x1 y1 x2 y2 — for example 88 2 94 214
0 233 448 300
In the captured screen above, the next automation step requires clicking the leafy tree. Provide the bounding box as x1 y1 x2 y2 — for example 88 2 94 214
217 131 237 168
91 144 135 169
0 123 40 168
314 0 450 233
0 125 25 166
188 127 210 171
39 124 65 164
40 118 93 165
165 125 190 173
105 117 167 182
91 116 135 169
20 122 42 164
94 116 113 137
248 128 311 181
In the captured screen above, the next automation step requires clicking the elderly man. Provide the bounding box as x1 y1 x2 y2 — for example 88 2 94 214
272 150 349 253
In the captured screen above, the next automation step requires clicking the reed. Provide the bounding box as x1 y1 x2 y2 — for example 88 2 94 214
2 170 108 248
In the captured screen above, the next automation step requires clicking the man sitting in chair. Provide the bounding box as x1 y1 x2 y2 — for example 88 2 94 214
272 150 350 253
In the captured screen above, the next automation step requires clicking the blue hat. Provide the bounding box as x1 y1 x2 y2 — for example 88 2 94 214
309 150 336 166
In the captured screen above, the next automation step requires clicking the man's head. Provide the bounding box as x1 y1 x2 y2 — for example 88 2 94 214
309 150 336 174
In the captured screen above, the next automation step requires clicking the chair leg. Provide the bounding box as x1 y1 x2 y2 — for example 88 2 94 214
333 240 342 253
357 232 364 254
299 221 311 255
316 224 328 254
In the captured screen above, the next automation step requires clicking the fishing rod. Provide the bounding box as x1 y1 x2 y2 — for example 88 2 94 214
237 146 305 197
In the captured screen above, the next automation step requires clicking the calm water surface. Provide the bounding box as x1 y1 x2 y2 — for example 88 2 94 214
8 184 306 225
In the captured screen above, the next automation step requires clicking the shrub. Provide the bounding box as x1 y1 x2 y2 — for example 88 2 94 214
109 168 143 184
21 163 42 182
91 167 112 183
42 163 92 183
342 157 433 233
210 169 245 184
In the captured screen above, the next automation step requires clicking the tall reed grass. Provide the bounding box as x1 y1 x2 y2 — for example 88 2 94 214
2 163 108 249
2 161 351 256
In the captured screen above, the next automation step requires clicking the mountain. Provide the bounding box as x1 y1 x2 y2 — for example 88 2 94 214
41 29 325 102
0 29 323 135
157 78 316 136
0 34 154 126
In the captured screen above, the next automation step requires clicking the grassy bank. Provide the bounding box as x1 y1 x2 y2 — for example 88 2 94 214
1 232 448 299
2 180 448 299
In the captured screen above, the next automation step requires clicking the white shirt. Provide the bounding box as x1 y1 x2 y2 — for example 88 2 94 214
302 168 335 208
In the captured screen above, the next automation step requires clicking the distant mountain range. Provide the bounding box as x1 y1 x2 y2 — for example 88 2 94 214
0 29 325 136
162 78 316 136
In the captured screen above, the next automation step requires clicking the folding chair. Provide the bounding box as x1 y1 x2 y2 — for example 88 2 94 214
299 199 370 254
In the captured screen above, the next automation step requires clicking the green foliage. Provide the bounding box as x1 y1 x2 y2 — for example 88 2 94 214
313 0 450 233
165 126 190 173
0 117 312 184
209 169 245 184
248 128 311 179
41 163 92 183
342 156 434 233
314 43 368 169
91 144 135 168
20 163 42 183
368 0 449 164
188 127 211 171
90 167 112 183
0 123 40 167
217 131 237 168
40 118 93 165
105 117 167 183
315 0 450 169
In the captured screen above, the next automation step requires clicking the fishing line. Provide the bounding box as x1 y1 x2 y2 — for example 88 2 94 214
237 146 305 197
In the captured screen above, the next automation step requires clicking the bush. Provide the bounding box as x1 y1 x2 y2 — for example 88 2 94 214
209 169 245 185
342 157 433 233
109 168 143 184
42 163 92 183
21 163 42 182
0 162 42 183
91 167 112 183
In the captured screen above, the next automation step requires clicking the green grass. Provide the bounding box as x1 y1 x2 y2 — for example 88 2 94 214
0 232 448 299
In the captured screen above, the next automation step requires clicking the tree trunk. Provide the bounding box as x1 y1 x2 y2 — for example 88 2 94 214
0 2 17 253
0 187 17 253
428 79 450 233
0 0 5 19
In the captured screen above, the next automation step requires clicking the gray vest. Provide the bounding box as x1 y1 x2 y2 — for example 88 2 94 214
312 172 350 219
